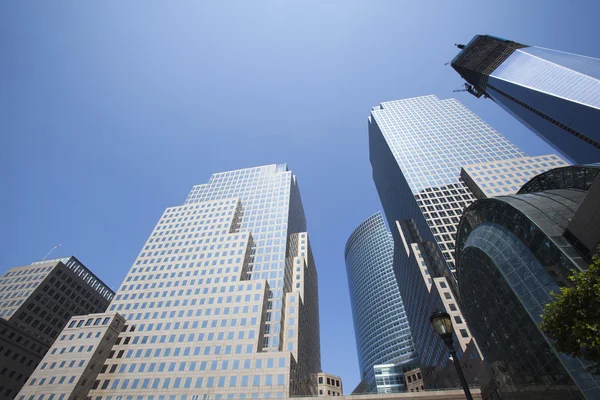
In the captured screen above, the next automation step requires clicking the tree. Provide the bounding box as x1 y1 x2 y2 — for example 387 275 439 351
539 250 600 375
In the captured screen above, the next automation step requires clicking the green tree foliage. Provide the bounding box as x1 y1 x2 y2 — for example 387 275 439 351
540 251 600 374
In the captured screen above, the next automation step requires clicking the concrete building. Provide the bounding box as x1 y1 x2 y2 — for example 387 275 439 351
0 257 114 400
452 34 600 164
456 165 600 399
344 213 418 391
15 313 125 400
368 95 522 387
461 154 569 199
315 372 343 396
18 164 324 399
403 367 424 393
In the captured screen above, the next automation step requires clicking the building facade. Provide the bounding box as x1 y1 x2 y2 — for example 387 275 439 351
315 372 343 397
344 213 418 391
451 34 600 164
368 95 525 387
18 164 322 400
461 154 569 199
16 313 125 400
0 257 114 400
403 368 424 393
456 165 600 399
373 364 422 394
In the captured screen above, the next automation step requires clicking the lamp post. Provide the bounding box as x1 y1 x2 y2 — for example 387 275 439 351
429 309 473 400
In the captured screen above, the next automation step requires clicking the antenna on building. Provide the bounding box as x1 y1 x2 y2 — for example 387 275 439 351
42 244 61 261
444 61 450 66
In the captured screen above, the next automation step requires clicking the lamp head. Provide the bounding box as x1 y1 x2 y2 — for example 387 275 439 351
430 309 454 339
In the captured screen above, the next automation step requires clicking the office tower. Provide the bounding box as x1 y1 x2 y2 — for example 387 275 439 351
0 257 114 400
344 212 418 392
451 34 600 164
368 95 526 387
456 164 600 399
315 373 342 397
461 154 569 199
19 164 322 400
16 313 125 400
370 95 524 280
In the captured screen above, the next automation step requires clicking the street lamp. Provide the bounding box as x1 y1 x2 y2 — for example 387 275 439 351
429 309 473 400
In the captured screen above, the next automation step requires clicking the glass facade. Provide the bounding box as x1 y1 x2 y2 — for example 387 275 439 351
456 166 600 399
22 164 322 400
369 95 524 278
452 35 600 164
368 95 520 387
344 213 418 390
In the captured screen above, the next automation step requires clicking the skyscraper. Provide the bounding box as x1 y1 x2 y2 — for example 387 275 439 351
0 257 114 400
18 164 322 400
368 95 525 387
344 212 418 392
451 34 600 164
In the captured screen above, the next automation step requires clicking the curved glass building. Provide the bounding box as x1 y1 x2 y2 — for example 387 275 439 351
456 165 600 399
344 212 418 390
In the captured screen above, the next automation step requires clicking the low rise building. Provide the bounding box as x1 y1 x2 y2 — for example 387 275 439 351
316 372 343 396
456 165 600 399
404 367 424 393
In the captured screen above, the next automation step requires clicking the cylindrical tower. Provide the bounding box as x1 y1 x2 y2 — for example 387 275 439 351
344 212 419 391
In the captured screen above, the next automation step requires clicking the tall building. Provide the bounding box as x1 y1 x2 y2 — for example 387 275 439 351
451 34 600 164
456 164 600 399
368 95 527 387
18 164 322 400
344 212 418 392
0 257 114 400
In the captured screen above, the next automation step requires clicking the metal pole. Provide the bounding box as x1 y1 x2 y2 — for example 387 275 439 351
445 338 473 400
42 244 61 261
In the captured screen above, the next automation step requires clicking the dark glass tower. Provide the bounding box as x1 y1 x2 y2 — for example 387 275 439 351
368 95 523 388
451 34 600 164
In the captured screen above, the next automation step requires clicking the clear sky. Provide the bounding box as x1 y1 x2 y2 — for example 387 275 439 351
1 0 599 393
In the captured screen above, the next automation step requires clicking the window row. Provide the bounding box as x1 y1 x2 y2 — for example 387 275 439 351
92 374 286 391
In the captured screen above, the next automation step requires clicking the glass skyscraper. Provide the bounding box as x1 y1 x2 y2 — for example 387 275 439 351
344 212 418 392
18 164 322 400
452 34 600 164
368 95 524 387
370 95 524 280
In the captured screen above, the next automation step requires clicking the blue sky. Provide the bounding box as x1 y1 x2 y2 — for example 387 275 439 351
2 0 599 392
